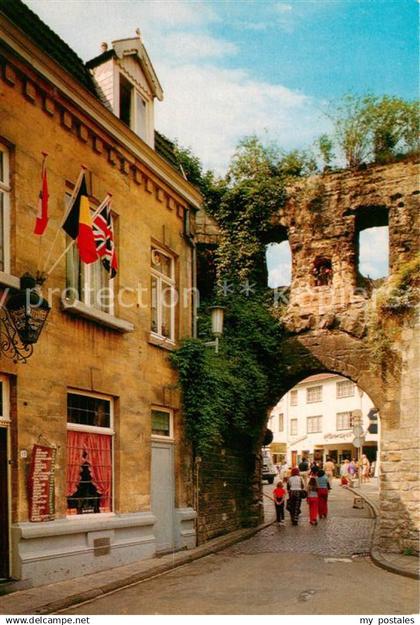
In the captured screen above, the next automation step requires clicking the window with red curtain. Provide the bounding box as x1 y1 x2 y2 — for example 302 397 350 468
66 393 113 515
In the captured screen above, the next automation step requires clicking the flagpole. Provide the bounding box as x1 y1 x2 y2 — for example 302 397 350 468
45 193 112 278
42 166 86 274
35 152 48 275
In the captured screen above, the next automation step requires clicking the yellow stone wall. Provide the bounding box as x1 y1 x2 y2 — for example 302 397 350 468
0 49 198 524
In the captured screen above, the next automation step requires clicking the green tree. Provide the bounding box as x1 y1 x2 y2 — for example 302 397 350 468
330 94 373 167
327 94 419 167
366 96 420 163
173 141 226 214
169 137 291 453
277 148 318 178
211 137 285 285
316 134 335 169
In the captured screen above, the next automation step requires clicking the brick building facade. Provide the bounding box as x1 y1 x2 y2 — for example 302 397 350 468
0 0 201 586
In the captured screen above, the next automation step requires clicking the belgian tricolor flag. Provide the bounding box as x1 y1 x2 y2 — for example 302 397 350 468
62 174 98 264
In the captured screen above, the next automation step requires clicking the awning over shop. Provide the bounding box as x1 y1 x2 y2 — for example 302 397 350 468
270 443 287 454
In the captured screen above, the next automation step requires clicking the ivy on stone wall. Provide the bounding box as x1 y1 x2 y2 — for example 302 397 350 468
367 254 420 372
170 137 308 454
170 295 284 455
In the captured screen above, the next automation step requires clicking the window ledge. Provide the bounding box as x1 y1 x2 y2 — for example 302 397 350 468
0 271 20 290
151 435 175 443
62 298 135 333
148 333 176 351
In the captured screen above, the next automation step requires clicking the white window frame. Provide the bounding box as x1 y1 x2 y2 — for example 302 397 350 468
0 375 11 579
150 246 176 343
66 389 115 516
336 411 352 430
336 380 355 399
307 415 322 434
290 390 298 406
306 385 322 404
278 413 284 432
66 194 115 315
151 406 174 441
118 72 151 144
290 418 298 436
0 375 10 424
0 144 11 274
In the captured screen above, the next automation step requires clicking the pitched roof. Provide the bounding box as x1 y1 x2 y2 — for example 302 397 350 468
154 132 181 172
0 0 182 174
86 49 116 70
0 0 98 95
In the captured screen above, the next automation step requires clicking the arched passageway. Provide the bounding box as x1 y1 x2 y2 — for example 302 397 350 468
267 373 379 475
195 160 419 555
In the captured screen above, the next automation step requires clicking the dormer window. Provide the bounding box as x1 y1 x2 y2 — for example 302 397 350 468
87 35 163 150
119 74 148 143
136 94 147 140
119 75 132 127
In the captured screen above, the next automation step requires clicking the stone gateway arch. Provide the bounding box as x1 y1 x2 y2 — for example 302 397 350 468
195 158 419 554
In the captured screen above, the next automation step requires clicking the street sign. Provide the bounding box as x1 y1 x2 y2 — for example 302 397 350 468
352 436 364 448
353 425 364 437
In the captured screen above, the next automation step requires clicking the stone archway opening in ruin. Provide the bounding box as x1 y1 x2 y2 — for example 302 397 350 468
354 205 389 284
266 241 292 289
266 372 380 477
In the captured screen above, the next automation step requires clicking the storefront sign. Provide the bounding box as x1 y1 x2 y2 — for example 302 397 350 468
324 432 353 440
28 444 56 522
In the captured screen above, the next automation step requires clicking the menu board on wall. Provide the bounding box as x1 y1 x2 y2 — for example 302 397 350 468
28 444 56 522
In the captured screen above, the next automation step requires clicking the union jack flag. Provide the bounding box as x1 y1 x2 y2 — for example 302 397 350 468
93 198 118 278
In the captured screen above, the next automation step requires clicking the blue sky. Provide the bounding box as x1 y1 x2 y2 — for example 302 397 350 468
26 0 416 281
26 0 418 172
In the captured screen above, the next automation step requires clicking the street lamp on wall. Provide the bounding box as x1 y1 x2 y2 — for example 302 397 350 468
204 305 225 354
0 273 50 363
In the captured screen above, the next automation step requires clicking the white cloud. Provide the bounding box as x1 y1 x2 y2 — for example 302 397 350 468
156 64 329 173
266 242 292 288
141 0 219 27
161 32 238 62
26 0 330 174
359 227 389 278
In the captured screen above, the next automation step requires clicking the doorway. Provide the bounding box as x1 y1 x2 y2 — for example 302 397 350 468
151 441 175 553
0 426 9 578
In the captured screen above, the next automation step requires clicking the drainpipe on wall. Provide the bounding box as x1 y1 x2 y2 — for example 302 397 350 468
184 208 198 338
194 455 201 543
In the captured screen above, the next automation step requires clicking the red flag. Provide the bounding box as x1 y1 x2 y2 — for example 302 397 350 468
34 155 49 235
77 194 98 264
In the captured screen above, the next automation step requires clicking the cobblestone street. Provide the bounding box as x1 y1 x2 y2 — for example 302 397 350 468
247 479 373 557
62 481 419 615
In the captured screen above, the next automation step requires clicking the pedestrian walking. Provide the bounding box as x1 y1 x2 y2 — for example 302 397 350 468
273 480 286 525
307 476 319 525
280 460 288 482
348 459 358 486
298 457 310 489
370 460 376 478
286 467 306 526
340 459 350 486
324 456 335 489
310 460 320 477
361 454 370 483
316 469 330 518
